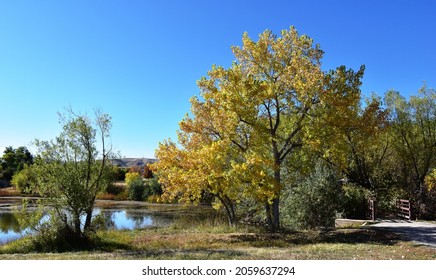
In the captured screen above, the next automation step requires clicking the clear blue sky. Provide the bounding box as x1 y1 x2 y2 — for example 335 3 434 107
1 0 435 158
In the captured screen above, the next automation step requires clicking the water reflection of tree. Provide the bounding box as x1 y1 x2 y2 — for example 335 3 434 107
0 213 21 233
92 210 115 230
124 210 151 228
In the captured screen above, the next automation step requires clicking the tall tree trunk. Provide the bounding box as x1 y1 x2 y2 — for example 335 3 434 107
84 208 93 231
73 213 81 236
218 195 237 227
265 202 273 229
268 140 282 231
84 195 96 232
271 196 280 231
270 151 281 231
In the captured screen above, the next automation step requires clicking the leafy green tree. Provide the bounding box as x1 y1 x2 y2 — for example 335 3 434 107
29 108 114 246
315 95 396 212
111 165 127 181
11 164 38 194
385 86 436 217
0 146 34 181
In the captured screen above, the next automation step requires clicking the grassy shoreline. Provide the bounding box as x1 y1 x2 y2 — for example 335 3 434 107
1 224 436 260
1 194 435 260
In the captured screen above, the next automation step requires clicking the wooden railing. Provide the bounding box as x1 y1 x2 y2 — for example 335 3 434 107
396 199 412 220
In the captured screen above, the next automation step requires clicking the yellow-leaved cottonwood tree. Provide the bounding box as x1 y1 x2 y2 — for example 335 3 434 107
151 27 365 230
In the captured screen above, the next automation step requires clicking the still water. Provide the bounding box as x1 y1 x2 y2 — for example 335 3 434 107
0 199 176 244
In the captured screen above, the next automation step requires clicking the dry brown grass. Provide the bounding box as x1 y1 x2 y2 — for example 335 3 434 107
3 226 435 260
0 187 20 197
124 228 436 260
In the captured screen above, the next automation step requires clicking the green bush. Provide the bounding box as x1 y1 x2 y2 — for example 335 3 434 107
104 183 124 195
128 179 144 201
144 177 162 199
11 164 37 194
126 172 144 201
111 165 128 181
340 183 370 219
421 187 436 220
281 163 341 230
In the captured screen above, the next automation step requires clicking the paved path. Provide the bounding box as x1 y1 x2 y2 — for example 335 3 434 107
371 220 436 248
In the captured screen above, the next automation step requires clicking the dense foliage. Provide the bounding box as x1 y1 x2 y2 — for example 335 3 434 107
152 27 368 230
11 164 37 194
281 162 341 229
152 27 436 229
0 146 33 182
126 172 145 201
22 109 114 247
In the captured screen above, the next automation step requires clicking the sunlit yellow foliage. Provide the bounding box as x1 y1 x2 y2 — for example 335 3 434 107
151 27 365 229
125 172 141 186
425 169 436 190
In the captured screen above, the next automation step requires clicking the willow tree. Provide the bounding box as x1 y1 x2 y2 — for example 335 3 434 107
31 109 113 245
153 27 364 230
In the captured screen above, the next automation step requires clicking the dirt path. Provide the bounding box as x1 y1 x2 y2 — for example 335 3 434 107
371 220 436 248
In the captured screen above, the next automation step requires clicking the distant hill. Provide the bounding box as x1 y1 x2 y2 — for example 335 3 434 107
111 158 157 168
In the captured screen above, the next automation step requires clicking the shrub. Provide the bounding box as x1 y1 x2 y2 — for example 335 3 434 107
31 215 84 252
104 183 125 195
125 171 140 185
421 187 436 220
11 164 37 194
144 177 162 199
111 165 128 181
281 163 341 230
126 172 144 201
340 183 370 219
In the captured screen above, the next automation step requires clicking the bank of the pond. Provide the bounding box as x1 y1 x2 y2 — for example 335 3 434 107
0 197 216 244
1 226 436 260
2 197 436 260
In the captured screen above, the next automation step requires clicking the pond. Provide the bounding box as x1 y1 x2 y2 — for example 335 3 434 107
0 198 195 244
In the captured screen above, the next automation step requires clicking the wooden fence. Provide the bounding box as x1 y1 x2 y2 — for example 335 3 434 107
396 199 412 220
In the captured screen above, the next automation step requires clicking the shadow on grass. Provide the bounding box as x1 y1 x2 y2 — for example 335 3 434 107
93 237 134 252
230 228 405 248
0 234 135 255
118 248 247 259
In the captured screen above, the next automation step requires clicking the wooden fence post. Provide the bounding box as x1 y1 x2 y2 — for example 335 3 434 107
367 198 376 221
